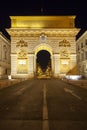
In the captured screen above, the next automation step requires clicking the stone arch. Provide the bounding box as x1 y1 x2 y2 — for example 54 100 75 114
34 44 53 55
34 44 53 76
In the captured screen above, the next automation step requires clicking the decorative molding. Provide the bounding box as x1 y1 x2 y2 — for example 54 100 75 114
18 49 27 59
59 39 71 47
60 49 70 58
7 28 80 37
16 39 28 47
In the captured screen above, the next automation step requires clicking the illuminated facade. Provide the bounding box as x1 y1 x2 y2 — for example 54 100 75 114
0 32 11 79
7 16 80 78
76 31 87 78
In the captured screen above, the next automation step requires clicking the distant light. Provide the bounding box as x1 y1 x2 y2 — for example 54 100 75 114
65 75 81 80
19 60 26 65
61 60 69 64
8 75 11 80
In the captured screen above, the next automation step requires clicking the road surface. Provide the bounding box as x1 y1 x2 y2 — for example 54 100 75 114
0 79 87 130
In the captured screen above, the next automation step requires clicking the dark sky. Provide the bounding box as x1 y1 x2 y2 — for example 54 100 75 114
0 0 87 39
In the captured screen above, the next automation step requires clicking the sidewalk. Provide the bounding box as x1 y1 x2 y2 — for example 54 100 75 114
0 78 27 90
63 79 87 89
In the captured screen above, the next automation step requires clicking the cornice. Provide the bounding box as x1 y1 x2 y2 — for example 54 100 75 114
0 32 11 45
6 28 80 37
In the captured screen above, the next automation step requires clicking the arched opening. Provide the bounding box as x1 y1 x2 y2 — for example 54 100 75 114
36 50 51 78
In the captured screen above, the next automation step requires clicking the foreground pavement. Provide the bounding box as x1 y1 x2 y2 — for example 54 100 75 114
0 79 87 130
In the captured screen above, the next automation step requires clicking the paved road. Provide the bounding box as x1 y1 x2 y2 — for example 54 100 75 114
0 79 87 130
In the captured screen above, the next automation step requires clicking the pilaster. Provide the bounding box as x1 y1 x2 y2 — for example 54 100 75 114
28 54 34 77
53 54 60 77
11 54 17 75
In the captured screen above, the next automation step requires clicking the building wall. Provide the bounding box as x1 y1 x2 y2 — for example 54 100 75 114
76 31 87 78
0 32 11 79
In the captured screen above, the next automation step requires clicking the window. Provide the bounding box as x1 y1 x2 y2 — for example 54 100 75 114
3 45 7 59
85 39 87 45
85 51 87 59
77 54 80 62
86 63 87 71
81 53 84 61
78 45 79 50
81 43 83 48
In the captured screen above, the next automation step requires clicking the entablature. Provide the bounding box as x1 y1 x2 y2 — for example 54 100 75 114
7 28 80 37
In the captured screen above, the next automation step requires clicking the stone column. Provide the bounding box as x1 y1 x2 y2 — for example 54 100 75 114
0 41 2 60
70 54 76 69
51 54 54 76
53 54 60 77
28 54 34 77
33 55 37 75
11 54 17 77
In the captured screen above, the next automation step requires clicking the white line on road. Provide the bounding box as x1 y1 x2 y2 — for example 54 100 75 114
14 87 26 95
64 88 82 100
14 82 33 96
43 84 49 130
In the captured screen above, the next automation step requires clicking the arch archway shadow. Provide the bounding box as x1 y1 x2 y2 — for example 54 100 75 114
36 50 52 78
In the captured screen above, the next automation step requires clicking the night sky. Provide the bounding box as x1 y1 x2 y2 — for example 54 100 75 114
0 0 87 39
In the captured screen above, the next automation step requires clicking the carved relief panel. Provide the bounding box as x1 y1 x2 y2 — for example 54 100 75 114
60 48 70 73
16 39 28 47
17 49 28 74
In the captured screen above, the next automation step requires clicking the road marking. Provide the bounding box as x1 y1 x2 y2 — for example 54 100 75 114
64 88 82 100
14 82 33 96
14 87 26 95
43 84 49 130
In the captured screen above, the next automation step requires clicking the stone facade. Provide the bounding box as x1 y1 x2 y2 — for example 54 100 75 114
7 16 80 78
76 31 87 78
0 32 11 79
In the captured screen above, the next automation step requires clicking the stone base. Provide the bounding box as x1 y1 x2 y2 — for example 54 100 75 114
11 74 34 79
0 75 8 79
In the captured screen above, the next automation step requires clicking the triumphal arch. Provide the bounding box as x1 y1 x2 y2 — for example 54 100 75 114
7 16 80 78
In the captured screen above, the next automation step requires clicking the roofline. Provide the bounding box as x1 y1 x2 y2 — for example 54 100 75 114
0 32 10 45
10 15 76 20
76 30 87 42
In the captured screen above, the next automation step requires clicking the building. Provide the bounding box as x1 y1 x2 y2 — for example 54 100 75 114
0 32 11 79
76 31 87 78
6 16 80 78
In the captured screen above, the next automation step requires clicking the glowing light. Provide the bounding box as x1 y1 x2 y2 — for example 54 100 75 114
19 60 26 65
10 16 76 28
61 60 69 64
8 75 11 80
65 75 81 80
